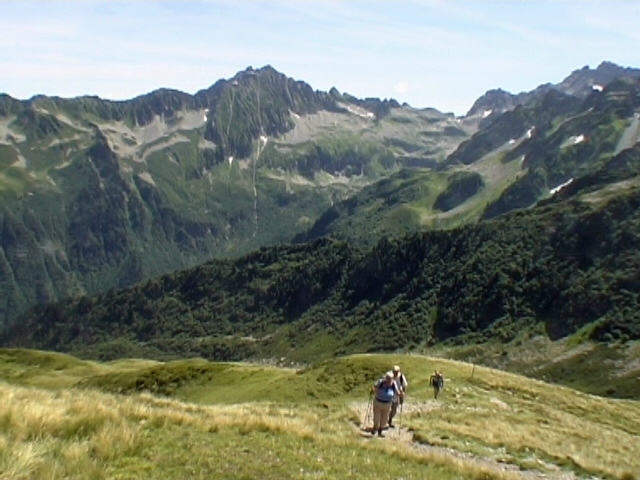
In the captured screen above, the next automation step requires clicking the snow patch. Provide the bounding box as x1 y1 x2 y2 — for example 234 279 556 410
260 135 268 145
345 105 375 119
550 178 573 195
508 139 516 145
482 109 493 118
592 84 604 92
569 134 586 145
526 127 535 139
228 156 234 165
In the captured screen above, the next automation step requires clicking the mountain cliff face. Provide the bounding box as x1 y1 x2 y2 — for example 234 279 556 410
0 66 473 326
466 61 640 120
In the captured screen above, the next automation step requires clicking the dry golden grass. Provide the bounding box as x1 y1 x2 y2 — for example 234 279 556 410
403 360 640 479
1 350 639 480
0 381 332 479
0 383 144 479
0 379 531 480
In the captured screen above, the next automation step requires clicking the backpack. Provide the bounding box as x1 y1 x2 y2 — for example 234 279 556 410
430 373 444 390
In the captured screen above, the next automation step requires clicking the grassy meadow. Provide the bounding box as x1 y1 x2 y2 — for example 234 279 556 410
0 348 639 480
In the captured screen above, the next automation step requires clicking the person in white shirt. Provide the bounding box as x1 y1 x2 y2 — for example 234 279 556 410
388 365 408 428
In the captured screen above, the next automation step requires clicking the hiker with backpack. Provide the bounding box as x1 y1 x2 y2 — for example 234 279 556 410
388 365 408 428
370 371 403 437
429 370 445 399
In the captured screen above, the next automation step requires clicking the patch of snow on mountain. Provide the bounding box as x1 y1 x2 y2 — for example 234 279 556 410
570 134 585 145
592 84 604 92
482 109 493 118
345 105 375 119
550 178 573 195
526 127 535 139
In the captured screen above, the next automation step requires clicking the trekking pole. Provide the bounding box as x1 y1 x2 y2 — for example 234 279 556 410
362 392 373 430
397 399 403 436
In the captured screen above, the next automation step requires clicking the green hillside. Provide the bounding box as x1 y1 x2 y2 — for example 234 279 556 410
4 143 640 400
0 348 638 480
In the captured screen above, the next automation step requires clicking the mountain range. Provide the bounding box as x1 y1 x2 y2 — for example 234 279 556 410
0 65 479 326
2 61 640 386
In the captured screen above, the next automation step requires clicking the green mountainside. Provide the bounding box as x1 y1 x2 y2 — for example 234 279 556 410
2 63 640 395
4 142 640 392
296 76 640 242
0 66 475 326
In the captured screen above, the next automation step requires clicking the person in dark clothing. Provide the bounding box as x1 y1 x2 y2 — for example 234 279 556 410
429 370 445 399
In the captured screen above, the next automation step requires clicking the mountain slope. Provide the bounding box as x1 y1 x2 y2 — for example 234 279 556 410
0 66 474 326
4 143 640 375
296 75 640 242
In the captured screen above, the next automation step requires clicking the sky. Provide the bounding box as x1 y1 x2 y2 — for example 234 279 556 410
1 1 639 116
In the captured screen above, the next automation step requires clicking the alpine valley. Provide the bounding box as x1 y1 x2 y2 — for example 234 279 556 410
2 62 640 397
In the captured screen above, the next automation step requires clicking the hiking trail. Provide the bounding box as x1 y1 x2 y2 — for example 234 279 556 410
349 400 601 480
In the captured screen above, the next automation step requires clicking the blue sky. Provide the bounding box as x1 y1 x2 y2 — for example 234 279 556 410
1 1 639 115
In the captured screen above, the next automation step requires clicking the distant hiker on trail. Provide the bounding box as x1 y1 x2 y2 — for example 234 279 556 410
388 365 408 428
370 371 403 437
429 370 445 399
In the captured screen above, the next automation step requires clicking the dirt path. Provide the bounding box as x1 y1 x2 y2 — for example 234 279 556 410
349 401 594 480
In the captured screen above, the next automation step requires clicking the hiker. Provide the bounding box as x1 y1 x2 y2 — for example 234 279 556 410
388 365 408 428
429 370 445 399
370 371 403 437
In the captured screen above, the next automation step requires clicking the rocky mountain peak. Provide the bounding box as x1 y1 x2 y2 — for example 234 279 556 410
466 61 640 120
558 61 640 97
